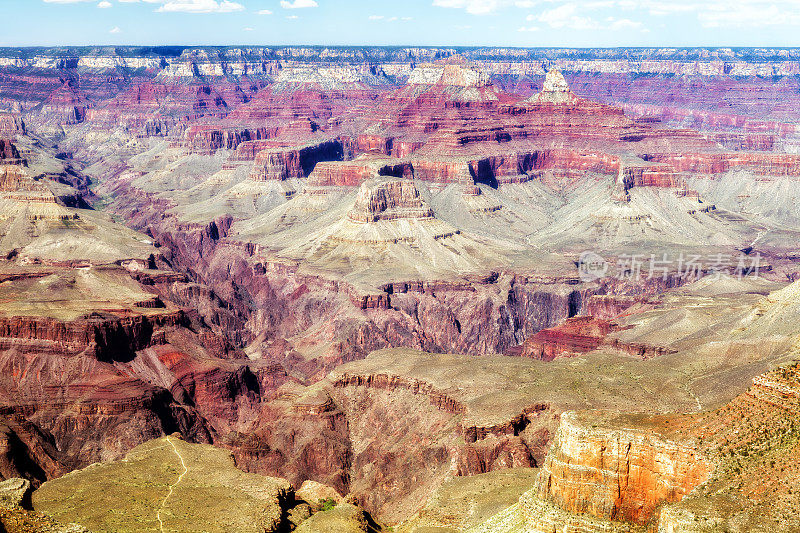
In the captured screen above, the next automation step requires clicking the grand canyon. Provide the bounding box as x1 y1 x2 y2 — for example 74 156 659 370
0 40 800 532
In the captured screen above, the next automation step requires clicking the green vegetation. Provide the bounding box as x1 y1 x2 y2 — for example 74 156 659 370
320 498 338 512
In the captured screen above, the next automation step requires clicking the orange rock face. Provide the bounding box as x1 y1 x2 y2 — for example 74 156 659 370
533 411 714 526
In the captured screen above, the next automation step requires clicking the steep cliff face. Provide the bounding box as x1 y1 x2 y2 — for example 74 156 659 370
250 138 344 181
0 113 24 139
0 311 184 361
473 358 800 533
185 125 279 154
641 152 800 176
529 412 713 527
307 160 385 187
0 139 21 162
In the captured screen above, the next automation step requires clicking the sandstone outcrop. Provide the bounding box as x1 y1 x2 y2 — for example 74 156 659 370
349 178 434 223
473 348 800 532
296 479 345 510
526 70 578 105
0 478 32 510
530 412 713 527
653 361 800 530
519 316 675 361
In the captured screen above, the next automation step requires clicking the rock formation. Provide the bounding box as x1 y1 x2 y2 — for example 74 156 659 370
526 70 578 104
529 412 713 527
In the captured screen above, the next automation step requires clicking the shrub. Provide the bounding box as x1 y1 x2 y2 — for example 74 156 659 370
319 498 337 512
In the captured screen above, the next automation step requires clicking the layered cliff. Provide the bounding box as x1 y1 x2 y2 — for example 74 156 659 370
529 412 713 527
250 138 344 181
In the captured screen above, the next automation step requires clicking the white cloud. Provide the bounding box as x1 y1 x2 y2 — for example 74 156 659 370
109 26 122 33
434 0 800 29
257 8 273 14
527 2 645 30
433 0 505 15
517 25 539 31
370 15 412 21
97 0 112 7
698 4 785 28
643 0 800 27
432 0 544 15
608 17 642 30
243 26 254 30
534 4 597 29
156 0 244 13
280 0 318 8
43 0 159 2
286 14 299 19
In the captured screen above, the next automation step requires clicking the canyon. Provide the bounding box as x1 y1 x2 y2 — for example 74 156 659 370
0 46 799 532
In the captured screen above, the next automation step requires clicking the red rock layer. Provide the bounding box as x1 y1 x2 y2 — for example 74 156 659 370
519 315 675 361
520 317 616 360
0 139 21 161
37 81 89 125
641 152 800 176
566 72 800 136
0 311 184 362
306 161 376 187
709 132 776 151
86 80 264 136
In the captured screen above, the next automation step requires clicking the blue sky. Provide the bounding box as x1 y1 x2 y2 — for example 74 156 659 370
4 0 800 47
